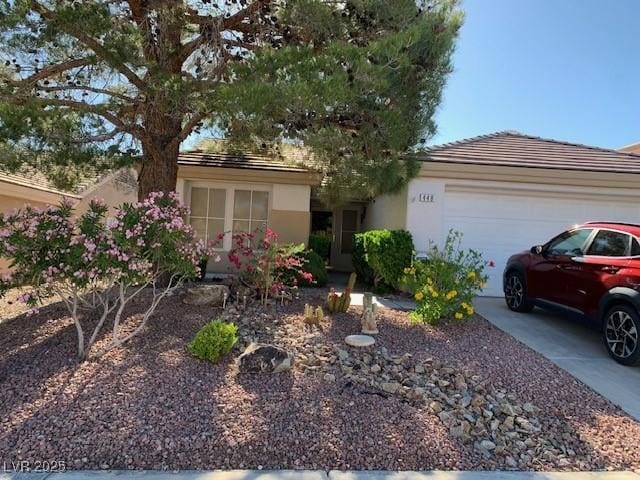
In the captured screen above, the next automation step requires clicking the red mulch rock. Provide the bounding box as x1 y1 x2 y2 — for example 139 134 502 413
0 287 638 471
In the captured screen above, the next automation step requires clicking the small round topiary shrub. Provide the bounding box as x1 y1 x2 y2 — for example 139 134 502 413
188 320 238 363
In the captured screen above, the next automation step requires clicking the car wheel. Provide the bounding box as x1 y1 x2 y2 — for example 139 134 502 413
504 271 534 312
603 304 640 366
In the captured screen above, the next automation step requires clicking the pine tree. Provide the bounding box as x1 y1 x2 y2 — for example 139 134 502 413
0 0 462 205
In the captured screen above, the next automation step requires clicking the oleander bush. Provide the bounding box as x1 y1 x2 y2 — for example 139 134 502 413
353 229 414 289
0 192 212 360
188 320 238 363
402 230 490 325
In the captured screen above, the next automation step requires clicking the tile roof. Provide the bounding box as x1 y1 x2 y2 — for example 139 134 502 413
419 131 640 174
178 150 314 173
0 168 135 197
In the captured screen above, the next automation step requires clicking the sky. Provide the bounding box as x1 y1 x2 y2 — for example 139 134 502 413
430 0 640 149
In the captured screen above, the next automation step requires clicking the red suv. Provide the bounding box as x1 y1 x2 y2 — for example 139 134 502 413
503 222 640 366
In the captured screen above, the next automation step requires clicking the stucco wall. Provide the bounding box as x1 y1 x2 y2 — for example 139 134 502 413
0 194 49 213
270 209 311 245
75 170 138 215
361 188 407 231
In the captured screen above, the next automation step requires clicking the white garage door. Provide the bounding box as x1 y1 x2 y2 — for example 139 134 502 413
443 187 640 296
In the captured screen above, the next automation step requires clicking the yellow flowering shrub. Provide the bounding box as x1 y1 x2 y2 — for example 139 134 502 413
402 230 489 325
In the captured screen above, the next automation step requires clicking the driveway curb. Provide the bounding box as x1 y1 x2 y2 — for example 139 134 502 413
2 471 640 480
328 471 640 479
1 471 327 480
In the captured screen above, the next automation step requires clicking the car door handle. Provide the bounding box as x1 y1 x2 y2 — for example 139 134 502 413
557 263 581 270
600 266 619 274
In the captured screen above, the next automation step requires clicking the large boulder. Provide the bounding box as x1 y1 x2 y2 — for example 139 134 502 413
236 343 294 373
183 284 229 306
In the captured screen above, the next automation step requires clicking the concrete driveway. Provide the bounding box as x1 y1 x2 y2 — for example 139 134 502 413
475 297 640 421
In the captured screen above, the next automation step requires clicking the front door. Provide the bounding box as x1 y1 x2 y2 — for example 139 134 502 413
331 207 361 271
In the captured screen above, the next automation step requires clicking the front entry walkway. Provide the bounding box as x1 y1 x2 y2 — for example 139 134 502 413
475 297 640 421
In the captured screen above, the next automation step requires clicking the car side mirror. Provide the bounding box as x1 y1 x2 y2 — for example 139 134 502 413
531 245 544 255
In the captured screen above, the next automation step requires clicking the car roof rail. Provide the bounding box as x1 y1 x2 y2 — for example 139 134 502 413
582 220 640 228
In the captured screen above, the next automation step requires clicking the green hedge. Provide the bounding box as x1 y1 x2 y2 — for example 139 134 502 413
353 234 375 285
352 229 414 289
308 233 331 261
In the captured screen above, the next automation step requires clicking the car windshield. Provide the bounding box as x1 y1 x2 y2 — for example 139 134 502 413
546 228 593 256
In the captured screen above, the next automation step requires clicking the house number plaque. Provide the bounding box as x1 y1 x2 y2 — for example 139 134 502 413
418 193 435 203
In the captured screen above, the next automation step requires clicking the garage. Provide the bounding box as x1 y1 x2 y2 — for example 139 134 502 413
402 131 640 297
442 185 640 296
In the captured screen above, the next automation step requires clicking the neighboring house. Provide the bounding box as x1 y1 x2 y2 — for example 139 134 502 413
0 168 138 271
362 131 640 296
619 141 640 154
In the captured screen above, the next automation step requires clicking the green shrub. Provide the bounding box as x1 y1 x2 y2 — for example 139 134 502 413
299 250 328 287
402 230 489 325
353 233 376 286
188 320 238 363
353 229 414 289
308 233 331 261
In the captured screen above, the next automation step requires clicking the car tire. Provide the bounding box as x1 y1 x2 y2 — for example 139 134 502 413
602 304 640 366
504 271 534 313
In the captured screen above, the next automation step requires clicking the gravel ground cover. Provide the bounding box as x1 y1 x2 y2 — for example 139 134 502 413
0 287 639 472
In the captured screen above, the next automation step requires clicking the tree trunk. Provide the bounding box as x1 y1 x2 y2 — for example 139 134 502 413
137 142 180 201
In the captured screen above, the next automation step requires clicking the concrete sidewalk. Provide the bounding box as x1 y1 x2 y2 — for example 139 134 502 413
3 470 640 480
349 292 415 311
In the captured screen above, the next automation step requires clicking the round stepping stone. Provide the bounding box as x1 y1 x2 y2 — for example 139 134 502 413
345 334 375 347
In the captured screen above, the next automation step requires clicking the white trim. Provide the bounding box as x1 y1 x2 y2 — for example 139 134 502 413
443 179 640 201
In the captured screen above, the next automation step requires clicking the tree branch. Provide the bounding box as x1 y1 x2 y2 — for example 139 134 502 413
170 111 205 150
31 1 147 91
15 58 93 86
2 94 142 137
34 84 137 103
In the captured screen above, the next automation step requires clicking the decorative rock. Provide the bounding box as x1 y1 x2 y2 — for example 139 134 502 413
450 424 465 438
236 343 294 373
502 416 515 430
344 334 375 347
381 382 400 394
324 373 336 382
370 364 381 374
183 284 230 306
501 403 516 416
480 440 496 451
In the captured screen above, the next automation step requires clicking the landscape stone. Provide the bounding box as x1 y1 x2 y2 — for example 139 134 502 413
182 284 229 306
236 343 294 373
344 334 375 347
